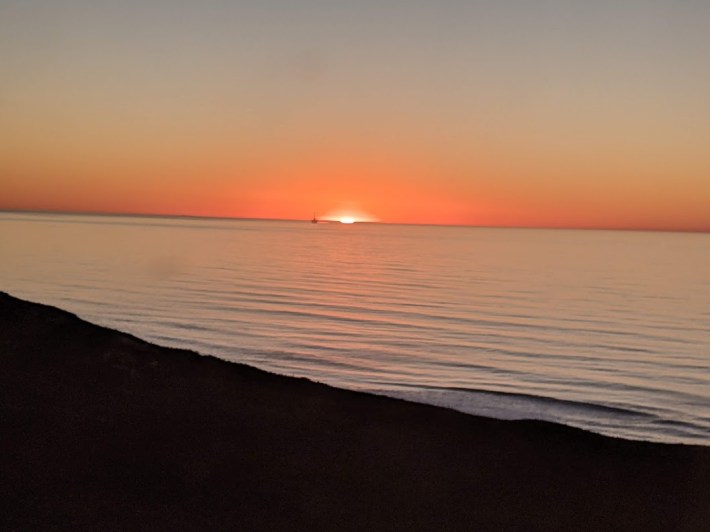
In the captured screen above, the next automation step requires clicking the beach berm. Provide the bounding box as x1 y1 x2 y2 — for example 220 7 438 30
1 292 708 531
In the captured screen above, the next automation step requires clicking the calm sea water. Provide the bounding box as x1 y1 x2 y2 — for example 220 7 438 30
1 212 708 445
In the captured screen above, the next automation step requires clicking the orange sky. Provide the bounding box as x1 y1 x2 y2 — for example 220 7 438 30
1 1 709 231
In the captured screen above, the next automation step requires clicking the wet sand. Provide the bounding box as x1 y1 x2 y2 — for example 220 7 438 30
1 291 708 531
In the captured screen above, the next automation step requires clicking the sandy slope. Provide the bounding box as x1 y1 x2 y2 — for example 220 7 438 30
1 292 708 531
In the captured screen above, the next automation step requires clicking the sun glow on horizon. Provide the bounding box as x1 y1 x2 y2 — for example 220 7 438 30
321 208 379 224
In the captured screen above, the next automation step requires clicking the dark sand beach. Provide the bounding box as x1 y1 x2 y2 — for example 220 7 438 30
1 291 708 531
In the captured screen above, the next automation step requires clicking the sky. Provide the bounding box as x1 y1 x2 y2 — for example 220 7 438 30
1 0 709 230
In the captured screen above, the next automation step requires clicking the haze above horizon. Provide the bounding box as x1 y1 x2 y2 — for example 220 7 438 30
2 1 709 232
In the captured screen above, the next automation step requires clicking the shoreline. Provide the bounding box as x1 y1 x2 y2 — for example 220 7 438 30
2 291 709 530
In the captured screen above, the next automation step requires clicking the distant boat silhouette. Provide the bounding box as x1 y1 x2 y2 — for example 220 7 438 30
311 212 318 224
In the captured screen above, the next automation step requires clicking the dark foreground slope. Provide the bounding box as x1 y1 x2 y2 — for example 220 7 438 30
1 292 708 531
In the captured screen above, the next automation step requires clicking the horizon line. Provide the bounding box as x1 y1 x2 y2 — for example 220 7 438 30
0 207 707 235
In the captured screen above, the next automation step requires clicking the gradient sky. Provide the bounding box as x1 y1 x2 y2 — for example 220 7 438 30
1 0 709 230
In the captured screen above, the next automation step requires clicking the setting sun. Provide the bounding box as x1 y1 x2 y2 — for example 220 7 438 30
321 208 379 224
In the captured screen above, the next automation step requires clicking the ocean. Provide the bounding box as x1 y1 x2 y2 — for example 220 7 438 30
1 211 708 445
